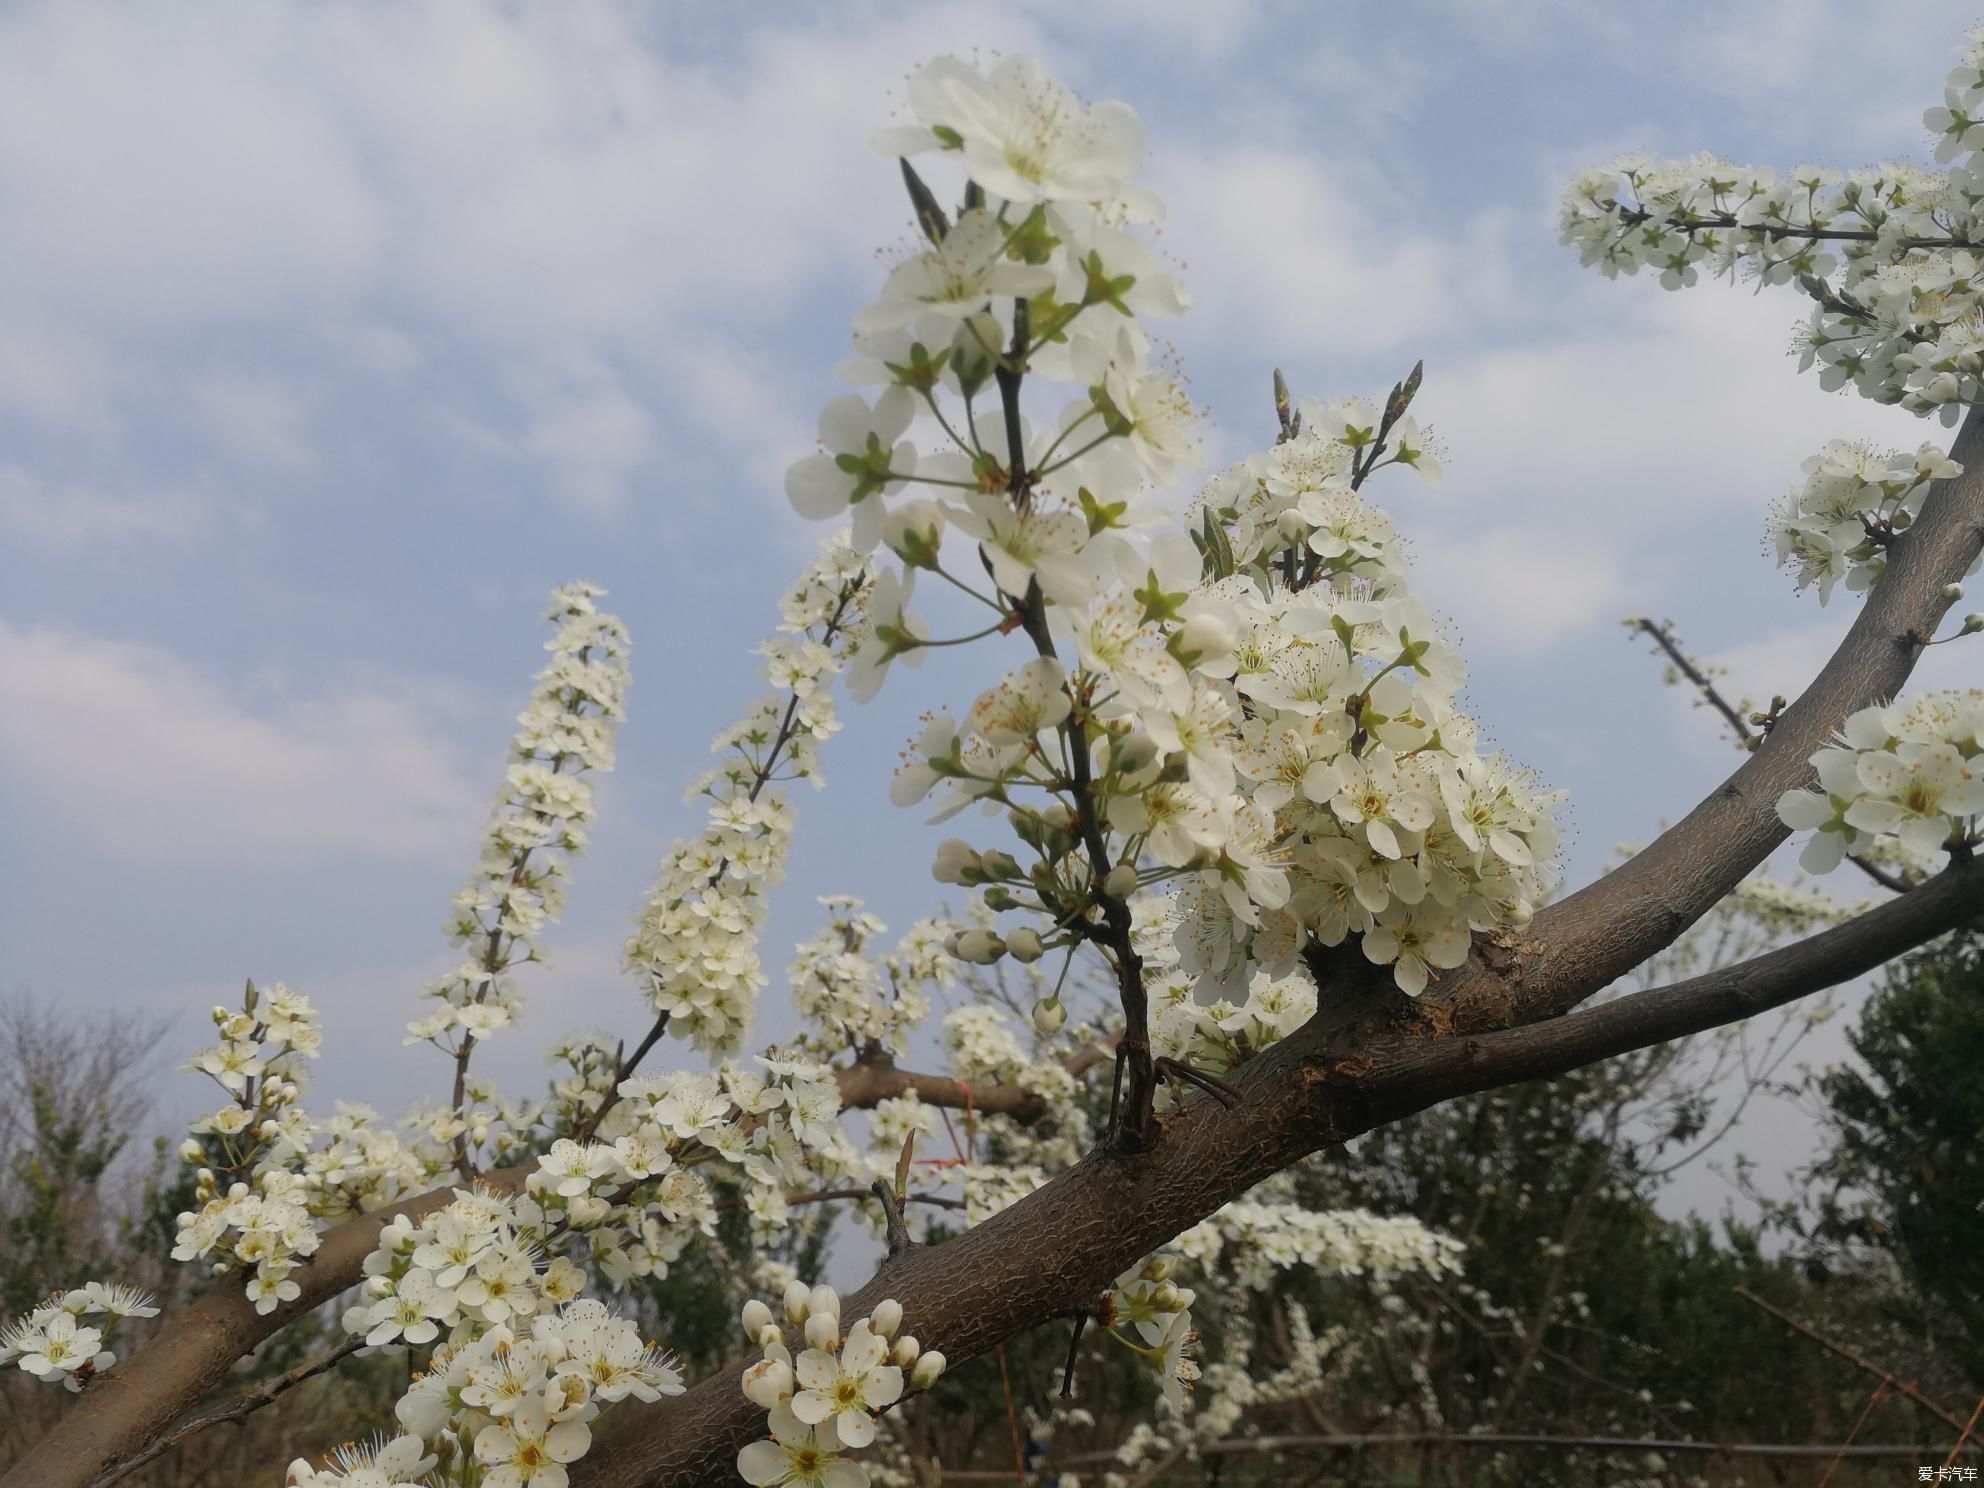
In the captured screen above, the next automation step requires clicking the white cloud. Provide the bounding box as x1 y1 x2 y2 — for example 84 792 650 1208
0 319 116 434
1158 145 1519 360
522 385 655 514
0 0 1050 504
0 621 482 866
0 465 218 549
187 372 316 471
1412 529 1638 653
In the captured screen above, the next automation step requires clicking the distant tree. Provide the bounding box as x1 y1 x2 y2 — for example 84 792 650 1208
1796 934 1984 1383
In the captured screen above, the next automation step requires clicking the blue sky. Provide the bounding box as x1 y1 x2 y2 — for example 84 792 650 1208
2 0 1977 1202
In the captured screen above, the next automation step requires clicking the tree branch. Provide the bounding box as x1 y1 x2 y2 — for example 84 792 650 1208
1428 405 1984 1030
0 1053 1077 1488
575 859 1979 1486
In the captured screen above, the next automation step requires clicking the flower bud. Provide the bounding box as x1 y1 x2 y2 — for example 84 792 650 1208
742 1356 794 1408
1111 730 1161 776
811 1284 841 1321
565 1195 610 1228
1151 1283 1182 1312
742 1299 775 1342
1506 899 1534 929
950 312 1003 398
1032 998 1067 1035
805 1310 840 1352
884 500 947 569
783 1279 812 1324
1006 928 1046 963
1943 582 1966 602
1275 508 1307 542
911 1350 947 1390
870 1299 904 1338
1964 613 1983 634
953 929 1006 965
178 1139 205 1163
932 838 981 886
1177 612 1234 666
1103 863 1140 900
893 1334 921 1368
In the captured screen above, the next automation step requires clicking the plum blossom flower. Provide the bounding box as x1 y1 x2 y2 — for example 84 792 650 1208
737 1402 866 1488
791 1320 903 1448
473 1393 591 1488
785 390 919 552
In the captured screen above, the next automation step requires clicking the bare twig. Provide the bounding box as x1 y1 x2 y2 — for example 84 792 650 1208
1734 1285 1969 1433
85 1337 364 1488
871 1180 915 1257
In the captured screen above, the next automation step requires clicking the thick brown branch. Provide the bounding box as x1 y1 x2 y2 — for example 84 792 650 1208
577 861 1979 1486
1431 407 1984 1029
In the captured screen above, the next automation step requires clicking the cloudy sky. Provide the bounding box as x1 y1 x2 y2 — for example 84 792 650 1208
2 0 1977 1209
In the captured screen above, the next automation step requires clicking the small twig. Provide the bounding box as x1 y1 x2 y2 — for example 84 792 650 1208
1818 1381 1889 1488
86 1337 364 1488
871 1180 915 1257
1629 617 1755 745
1945 1393 1984 1468
570 1010 671 1142
711 1187 963 1215
1734 1285 1969 1432
1059 1311 1089 1400
1154 1055 1243 1109
1631 616 1920 894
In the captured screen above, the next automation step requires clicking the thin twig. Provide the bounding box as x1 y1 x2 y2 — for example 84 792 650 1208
1059 1311 1089 1400
86 1337 364 1488
871 1180 915 1257
1153 1055 1242 1109
1630 617 1756 743
1945 1393 1984 1468
1734 1285 1969 1432
1630 616 1922 894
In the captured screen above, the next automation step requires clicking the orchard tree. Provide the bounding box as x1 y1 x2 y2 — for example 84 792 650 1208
5 32 1983 1488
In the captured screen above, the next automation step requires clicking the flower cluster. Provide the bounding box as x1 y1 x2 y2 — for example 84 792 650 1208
1778 689 1984 871
407 584 631 1113
736 1282 946 1487
788 897 955 1060
343 1189 571 1349
1560 141 1984 422
1769 440 1968 602
625 540 870 1055
173 981 329 1314
1172 1202 1466 1294
181 981 322 1178
328 1182 682 1486
0 1282 158 1390
391 1300 680 1487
